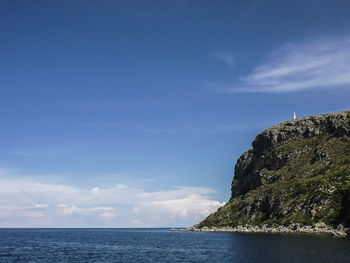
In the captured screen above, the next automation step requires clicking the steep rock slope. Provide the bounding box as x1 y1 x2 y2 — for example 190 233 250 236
198 111 350 229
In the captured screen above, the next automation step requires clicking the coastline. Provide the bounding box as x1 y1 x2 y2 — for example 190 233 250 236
173 223 349 238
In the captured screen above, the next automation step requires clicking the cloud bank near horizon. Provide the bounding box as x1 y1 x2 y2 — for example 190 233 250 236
0 172 225 228
214 36 350 93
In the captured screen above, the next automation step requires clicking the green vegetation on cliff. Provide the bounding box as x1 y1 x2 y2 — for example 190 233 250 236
198 111 350 229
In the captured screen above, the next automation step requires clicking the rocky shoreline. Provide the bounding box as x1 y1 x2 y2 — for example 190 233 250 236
175 223 349 238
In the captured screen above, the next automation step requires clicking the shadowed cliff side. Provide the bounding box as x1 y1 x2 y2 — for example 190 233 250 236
197 111 350 229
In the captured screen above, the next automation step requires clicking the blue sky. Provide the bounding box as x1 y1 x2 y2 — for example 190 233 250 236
0 0 349 227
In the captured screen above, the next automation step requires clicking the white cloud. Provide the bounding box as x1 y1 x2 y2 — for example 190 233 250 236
213 52 236 67
57 204 68 208
34 204 49 208
216 36 350 93
100 212 117 220
151 194 225 219
58 205 80 216
0 176 224 227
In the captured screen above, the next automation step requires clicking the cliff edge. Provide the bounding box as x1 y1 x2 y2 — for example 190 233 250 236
196 111 350 235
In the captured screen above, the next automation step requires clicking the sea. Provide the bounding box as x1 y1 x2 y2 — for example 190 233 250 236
0 228 349 262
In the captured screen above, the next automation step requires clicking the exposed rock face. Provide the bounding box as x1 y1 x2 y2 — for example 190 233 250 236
198 111 350 233
231 111 350 198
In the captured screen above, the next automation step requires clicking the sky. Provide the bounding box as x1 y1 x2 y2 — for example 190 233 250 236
0 0 349 227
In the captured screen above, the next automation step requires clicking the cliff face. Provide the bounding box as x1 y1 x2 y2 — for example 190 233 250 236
198 111 350 229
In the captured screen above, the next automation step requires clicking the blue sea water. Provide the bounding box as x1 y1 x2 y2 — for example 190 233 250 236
0 228 349 262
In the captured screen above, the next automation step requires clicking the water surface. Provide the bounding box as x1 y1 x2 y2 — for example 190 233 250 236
0 228 349 262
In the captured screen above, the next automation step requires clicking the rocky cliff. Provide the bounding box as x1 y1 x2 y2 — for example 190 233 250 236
197 111 350 233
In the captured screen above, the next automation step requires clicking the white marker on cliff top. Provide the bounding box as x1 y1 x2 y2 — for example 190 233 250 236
293 112 296 120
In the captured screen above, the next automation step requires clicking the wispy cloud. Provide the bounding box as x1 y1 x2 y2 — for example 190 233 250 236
215 36 350 93
8 151 36 157
0 151 39 157
0 168 15 176
212 52 236 67
0 173 224 227
80 121 249 135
